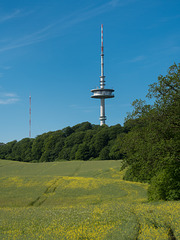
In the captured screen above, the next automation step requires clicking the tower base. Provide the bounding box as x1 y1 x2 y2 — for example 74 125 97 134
100 116 106 126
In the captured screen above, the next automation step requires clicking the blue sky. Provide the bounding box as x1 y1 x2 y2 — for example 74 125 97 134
0 0 180 143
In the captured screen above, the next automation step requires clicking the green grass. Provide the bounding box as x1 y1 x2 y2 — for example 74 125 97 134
0 159 179 239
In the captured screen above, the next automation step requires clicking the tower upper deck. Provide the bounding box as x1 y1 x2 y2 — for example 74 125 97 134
91 88 114 98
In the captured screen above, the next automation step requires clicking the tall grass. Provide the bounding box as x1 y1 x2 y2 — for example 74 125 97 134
0 159 179 239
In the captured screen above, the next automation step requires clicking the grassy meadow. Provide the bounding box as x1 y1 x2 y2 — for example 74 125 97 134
0 159 179 240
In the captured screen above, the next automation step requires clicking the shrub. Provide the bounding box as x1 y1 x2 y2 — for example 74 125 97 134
148 158 180 201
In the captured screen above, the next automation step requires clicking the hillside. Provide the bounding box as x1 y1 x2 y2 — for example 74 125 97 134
0 63 179 202
0 159 179 239
0 122 124 162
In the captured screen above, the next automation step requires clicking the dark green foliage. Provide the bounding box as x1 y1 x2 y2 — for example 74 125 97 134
0 122 123 162
109 133 126 160
32 133 50 160
64 132 85 147
99 146 110 160
75 143 90 160
108 124 123 140
69 144 79 160
121 63 180 200
11 138 33 162
39 131 65 162
0 140 17 159
62 126 74 137
148 156 180 201
91 126 109 156
72 122 92 132
58 147 71 160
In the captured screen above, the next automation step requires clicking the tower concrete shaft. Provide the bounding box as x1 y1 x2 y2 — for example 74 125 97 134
100 98 106 125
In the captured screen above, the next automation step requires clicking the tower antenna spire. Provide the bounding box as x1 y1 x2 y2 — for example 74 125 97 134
101 24 104 55
91 25 115 126
100 24 105 89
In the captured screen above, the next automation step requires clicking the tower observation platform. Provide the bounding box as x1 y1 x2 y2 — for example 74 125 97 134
91 24 114 126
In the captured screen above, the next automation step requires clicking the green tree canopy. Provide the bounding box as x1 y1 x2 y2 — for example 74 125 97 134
121 63 180 200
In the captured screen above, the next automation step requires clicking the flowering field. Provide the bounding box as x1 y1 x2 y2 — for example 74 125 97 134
0 160 179 239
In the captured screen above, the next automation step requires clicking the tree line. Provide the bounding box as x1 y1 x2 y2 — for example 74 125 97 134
120 63 180 201
0 63 179 201
0 122 124 162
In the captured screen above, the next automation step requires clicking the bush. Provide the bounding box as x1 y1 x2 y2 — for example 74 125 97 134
148 159 180 201
99 146 110 160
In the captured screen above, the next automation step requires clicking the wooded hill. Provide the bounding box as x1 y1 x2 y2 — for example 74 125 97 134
0 122 124 162
0 63 180 201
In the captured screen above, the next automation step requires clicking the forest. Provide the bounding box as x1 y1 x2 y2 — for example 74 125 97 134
0 63 179 201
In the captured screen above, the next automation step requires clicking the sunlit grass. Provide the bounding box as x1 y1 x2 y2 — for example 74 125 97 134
0 159 179 239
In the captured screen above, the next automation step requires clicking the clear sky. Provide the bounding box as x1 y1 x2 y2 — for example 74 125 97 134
0 0 180 143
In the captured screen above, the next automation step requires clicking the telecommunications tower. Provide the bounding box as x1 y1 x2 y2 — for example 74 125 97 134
91 24 114 126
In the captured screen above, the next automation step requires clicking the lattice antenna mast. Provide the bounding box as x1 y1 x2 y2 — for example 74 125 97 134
29 95 31 138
